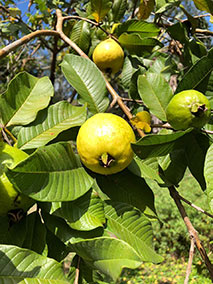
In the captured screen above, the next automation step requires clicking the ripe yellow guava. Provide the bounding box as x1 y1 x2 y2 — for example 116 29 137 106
0 142 34 217
76 113 136 175
92 38 124 74
166 90 211 130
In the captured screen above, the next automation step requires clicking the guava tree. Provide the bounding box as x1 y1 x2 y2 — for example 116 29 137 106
0 0 213 283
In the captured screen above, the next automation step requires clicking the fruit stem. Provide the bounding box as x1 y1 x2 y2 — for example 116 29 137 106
99 152 115 168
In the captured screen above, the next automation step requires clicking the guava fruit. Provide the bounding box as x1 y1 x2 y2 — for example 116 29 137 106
166 90 211 130
76 113 136 175
92 38 124 74
0 142 34 217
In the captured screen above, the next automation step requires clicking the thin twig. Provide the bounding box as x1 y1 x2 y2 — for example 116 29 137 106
184 237 195 284
0 30 59 60
2 127 17 144
74 256 80 284
169 186 213 281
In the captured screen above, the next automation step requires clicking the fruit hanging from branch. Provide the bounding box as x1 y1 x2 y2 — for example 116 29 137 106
166 90 211 130
92 38 124 74
76 113 136 175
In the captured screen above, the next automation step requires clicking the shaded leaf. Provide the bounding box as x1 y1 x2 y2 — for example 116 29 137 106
17 101 87 150
0 72 53 127
138 0 155 20
90 0 112 22
137 73 173 121
0 245 67 281
104 201 163 263
70 21 91 53
61 54 109 114
193 0 213 14
112 0 127 22
204 143 213 213
6 142 94 201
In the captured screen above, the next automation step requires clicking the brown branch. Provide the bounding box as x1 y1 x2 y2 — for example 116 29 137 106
50 36 59 85
0 30 59 60
184 237 195 284
169 186 213 280
74 256 80 284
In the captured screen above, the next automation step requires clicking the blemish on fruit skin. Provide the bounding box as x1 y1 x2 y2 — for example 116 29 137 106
50 132 54 135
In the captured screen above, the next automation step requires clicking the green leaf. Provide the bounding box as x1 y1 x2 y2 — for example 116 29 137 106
193 0 213 14
184 131 210 191
61 54 109 114
132 129 192 159
116 20 160 37
69 237 142 281
17 101 87 150
48 190 106 231
0 72 53 127
176 48 213 94
90 0 112 22
119 33 163 56
70 21 91 53
112 0 127 22
0 245 67 281
18 279 69 284
204 143 213 213
6 142 94 201
94 169 157 218
137 73 173 121
104 201 163 263
138 0 155 20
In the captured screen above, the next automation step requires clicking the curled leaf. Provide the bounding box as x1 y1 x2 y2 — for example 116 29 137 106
130 111 151 133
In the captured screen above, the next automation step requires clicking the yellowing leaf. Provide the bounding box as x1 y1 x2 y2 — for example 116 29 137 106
91 0 112 23
193 0 213 14
138 0 155 20
130 111 151 133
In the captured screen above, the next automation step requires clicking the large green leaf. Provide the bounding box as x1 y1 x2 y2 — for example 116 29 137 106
94 169 157 218
0 245 67 281
119 33 163 56
18 279 69 284
104 201 163 263
61 54 109 114
90 0 112 22
112 0 127 22
176 48 213 94
6 142 94 201
184 131 210 191
132 129 192 159
137 73 173 121
69 237 142 281
193 0 213 14
204 143 213 213
116 20 160 37
17 101 87 150
48 190 106 231
0 72 53 127
70 21 91 53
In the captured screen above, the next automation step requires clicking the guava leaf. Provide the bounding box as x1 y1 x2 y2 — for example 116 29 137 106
61 54 109 114
17 101 87 150
104 201 163 263
69 237 142 281
6 142 94 202
0 245 67 281
90 0 112 22
70 21 91 53
1 211 46 255
18 279 69 284
47 190 106 231
119 33 163 56
94 169 157 219
115 20 160 37
112 0 127 22
138 0 155 20
193 0 213 14
176 48 213 94
204 143 213 213
0 72 53 127
184 131 210 191
132 129 192 159
137 73 173 121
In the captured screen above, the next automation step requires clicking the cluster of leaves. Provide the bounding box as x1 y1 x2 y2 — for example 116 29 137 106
0 0 213 283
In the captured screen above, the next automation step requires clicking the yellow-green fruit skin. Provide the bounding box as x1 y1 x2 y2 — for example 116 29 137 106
0 143 34 217
76 113 136 175
92 38 124 74
166 90 211 130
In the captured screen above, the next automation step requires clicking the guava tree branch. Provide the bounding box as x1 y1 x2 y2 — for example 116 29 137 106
184 237 195 284
168 185 213 281
0 30 59 60
56 9 145 138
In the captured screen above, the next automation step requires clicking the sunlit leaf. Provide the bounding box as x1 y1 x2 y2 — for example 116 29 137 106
90 0 112 22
